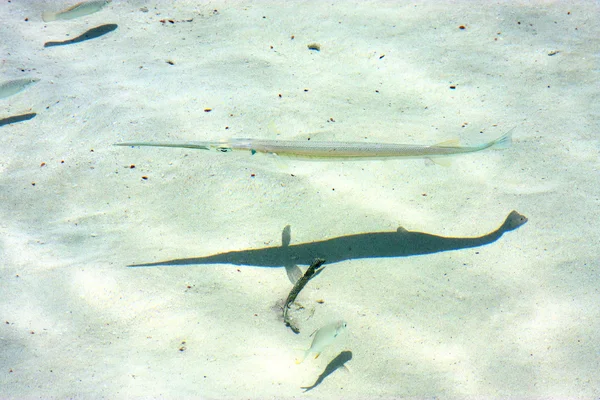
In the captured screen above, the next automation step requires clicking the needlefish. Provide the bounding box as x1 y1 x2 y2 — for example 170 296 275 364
115 129 513 161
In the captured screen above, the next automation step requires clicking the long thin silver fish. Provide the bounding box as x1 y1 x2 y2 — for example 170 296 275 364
42 0 111 22
115 129 513 161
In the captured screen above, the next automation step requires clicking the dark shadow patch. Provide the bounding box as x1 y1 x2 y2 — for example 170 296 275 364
301 351 353 392
0 113 37 127
44 24 118 48
128 211 528 269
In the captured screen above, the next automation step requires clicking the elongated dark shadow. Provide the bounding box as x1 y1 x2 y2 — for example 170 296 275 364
44 24 118 47
128 211 527 269
0 113 36 127
301 350 353 392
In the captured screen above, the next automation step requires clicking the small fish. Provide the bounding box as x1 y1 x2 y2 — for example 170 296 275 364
42 0 111 22
0 78 40 100
296 320 347 364
115 129 513 161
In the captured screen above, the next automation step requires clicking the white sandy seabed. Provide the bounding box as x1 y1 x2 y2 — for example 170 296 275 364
1 1 599 399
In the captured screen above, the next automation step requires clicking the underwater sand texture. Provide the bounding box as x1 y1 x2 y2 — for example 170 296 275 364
1 1 599 398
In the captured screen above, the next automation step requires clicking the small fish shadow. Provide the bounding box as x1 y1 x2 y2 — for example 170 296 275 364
0 112 37 127
301 350 353 392
44 24 118 48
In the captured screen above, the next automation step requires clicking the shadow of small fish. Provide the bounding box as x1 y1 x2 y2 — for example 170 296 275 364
301 351 353 392
0 113 37 127
44 24 118 48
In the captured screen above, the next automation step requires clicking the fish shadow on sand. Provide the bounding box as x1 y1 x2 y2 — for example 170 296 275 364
0 113 37 127
44 24 118 48
128 211 528 273
301 350 353 392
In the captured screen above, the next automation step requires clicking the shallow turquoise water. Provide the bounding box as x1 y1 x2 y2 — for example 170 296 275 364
1 1 598 398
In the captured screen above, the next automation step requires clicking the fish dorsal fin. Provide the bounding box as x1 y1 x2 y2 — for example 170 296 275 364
65 2 88 12
427 138 458 166
285 264 302 284
267 120 281 138
435 138 460 147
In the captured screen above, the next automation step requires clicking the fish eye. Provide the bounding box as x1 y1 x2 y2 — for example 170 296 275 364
217 147 232 153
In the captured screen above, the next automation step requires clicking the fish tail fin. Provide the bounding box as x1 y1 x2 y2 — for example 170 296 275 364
42 11 57 22
490 127 514 150
295 350 309 364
